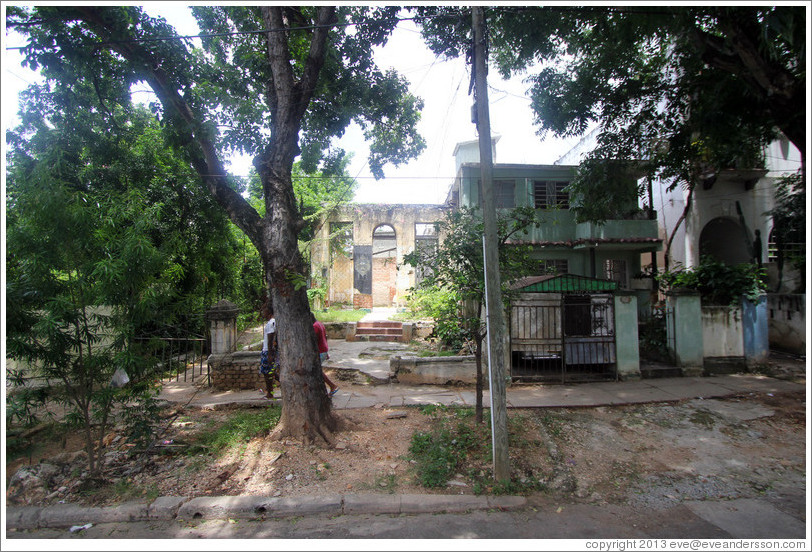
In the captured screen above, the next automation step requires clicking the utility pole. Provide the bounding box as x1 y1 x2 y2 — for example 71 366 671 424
471 6 510 483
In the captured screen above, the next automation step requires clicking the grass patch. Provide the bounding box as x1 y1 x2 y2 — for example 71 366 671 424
187 406 281 456
314 308 367 324
407 406 546 495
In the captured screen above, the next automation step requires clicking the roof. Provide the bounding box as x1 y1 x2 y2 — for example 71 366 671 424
510 274 619 293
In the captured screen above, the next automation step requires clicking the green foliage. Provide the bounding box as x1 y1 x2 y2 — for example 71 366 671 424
408 417 487 488
187 407 281 456
403 207 539 352
313 308 367 324
658 257 767 305
120 384 165 452
416 6 805 221
408 407 547 493
768 169 806 276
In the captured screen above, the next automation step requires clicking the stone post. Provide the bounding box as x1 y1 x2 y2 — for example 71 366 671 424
666 289 704 376
206 300 240 355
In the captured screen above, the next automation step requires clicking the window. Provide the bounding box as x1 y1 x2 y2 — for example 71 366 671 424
534 180 569 209
538 259 569 275
603 259 628 289
414 223 439 283
330 222 353 259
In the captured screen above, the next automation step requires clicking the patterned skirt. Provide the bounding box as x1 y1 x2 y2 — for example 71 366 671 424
259 350 280 377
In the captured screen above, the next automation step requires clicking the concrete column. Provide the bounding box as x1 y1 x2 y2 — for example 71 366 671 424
206 300 240 355
614 292 641 380
666 290 704 376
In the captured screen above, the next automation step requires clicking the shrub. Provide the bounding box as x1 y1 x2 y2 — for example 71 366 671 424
658 257 766 305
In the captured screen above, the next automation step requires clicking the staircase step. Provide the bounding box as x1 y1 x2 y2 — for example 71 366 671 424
356 328 403 336
357 321 402 329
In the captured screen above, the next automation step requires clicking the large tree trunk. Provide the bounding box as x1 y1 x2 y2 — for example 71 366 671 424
73 5 342 446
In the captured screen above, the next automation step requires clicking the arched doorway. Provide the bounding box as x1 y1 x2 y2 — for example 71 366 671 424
372 224 397 307
699 217 751 264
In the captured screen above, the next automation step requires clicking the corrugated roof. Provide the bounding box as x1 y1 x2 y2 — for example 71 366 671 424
510 274 619 293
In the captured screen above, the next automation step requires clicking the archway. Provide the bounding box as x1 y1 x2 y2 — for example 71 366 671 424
699 217 751 264
372 224 397 307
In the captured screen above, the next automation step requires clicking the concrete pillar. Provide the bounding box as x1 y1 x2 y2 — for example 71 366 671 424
614 292 641 380
742 295 769 367
666 290 704 376
206 300 240 355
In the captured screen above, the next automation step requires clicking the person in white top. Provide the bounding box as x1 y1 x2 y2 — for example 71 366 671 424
259 301 279 399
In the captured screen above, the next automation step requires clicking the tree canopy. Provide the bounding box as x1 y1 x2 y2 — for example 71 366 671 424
8 5 427 443
417 5 806 214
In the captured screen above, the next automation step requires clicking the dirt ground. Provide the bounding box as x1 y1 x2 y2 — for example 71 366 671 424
6 385 807 522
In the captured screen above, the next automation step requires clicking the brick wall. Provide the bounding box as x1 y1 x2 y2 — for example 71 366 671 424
208 351 264 390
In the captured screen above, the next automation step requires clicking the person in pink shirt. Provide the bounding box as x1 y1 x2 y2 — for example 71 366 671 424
312 313 338 397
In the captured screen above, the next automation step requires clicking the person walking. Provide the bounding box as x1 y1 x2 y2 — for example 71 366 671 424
312 313 338 397
259 301 279 400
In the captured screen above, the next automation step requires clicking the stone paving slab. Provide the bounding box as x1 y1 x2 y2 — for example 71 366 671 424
711 374 804 394
644 378 737 400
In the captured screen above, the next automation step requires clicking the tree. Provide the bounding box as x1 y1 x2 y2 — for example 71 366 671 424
5 76 247 473
403 207 538 424
10 6 425 444
416 6 805 266
768 170 806 292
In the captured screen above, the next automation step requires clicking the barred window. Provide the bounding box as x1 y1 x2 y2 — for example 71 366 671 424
603 259 628 289
534 180 569 209
538 259 569 275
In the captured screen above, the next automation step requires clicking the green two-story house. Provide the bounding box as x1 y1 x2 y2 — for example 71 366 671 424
447 149 661 382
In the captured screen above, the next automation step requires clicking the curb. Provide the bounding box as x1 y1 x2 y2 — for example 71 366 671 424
6 493 527 530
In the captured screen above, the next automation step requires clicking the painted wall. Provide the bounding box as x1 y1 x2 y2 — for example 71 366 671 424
767 294 806 354
702 306 744 359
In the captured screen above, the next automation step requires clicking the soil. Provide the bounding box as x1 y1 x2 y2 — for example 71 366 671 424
6 386 807 520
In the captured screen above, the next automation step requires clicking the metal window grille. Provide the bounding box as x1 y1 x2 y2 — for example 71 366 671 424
538 259 569 275
533 180 569 209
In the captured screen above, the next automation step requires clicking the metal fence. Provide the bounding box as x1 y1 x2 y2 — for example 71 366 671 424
133 319 209 385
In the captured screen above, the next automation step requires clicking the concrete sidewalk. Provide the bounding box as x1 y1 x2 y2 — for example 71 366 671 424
159 337 805 411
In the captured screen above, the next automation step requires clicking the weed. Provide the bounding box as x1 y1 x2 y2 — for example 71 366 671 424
186 406 281 457
689 410 717 429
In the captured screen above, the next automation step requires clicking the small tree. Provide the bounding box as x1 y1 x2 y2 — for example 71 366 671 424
403 207 538 423
6 180 170 476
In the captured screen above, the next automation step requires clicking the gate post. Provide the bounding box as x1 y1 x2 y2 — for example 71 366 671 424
614 291 641 380
666 290 704 376
206 300 240 354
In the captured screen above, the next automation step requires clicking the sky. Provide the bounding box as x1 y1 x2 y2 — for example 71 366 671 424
2 3 585 205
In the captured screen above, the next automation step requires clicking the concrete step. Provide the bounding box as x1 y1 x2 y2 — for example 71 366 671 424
356 327 403 336
641 365 683 379
357 321 403 330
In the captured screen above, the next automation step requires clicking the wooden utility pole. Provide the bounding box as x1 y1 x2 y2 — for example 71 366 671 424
471 6 510 483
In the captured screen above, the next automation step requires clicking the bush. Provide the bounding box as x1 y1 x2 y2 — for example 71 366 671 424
658 257 766 305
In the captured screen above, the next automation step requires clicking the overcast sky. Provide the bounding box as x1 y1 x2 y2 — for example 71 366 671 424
2 4 584 204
